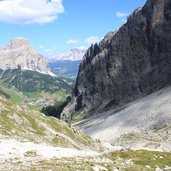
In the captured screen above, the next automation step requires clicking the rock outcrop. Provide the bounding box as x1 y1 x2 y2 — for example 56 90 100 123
61 0 171 120
0 37 53 76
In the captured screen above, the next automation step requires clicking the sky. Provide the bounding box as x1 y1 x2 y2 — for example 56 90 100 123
0 0 146 57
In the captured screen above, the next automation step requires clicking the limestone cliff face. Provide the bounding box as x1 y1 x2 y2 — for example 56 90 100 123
61 0 171 120
0 38 53 76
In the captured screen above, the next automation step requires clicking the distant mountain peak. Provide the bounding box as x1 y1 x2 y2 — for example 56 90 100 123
48 48 86 61
0 38 54 76
6 37 33 50
70 48 85 53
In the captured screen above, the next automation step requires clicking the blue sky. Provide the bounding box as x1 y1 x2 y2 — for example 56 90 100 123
0 0 146 56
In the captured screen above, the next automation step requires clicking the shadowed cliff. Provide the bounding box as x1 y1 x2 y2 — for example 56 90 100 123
61 0 171 121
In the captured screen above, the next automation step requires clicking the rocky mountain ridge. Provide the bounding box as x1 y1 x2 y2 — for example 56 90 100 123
0 37 54 76
61 0 171 120
49 48 86 61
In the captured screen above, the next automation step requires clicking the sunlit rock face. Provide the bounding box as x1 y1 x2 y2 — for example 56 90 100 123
0 37 53 75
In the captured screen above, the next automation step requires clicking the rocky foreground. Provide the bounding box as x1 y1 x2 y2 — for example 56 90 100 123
1 138 171 171
0 94 171 171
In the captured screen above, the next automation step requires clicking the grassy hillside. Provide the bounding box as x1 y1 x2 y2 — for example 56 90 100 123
0 68 72 93
0 68 72 111
0 96 100 149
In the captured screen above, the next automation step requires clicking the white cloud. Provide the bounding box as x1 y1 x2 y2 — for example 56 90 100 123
85 36 99 44
66 39 78 44
0 0 64 24
116 12 129 18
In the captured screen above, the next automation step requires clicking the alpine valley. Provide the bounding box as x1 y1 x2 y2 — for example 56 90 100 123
1 0 171 171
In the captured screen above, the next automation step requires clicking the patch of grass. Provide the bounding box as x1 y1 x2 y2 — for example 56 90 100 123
52 89 69 101
24 92 41 99
108 150 171 170
24 150 37 157
0 85 23 104
28 104 41 111
8 91 23 104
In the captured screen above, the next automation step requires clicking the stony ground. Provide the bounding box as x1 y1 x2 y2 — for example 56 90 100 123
0 139 171 171
75 86 171 152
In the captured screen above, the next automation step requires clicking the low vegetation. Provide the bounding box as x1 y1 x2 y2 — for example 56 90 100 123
0 68 72 93
0 69 71 115
0 96 100 149
41 96 71 119
0 95 171 170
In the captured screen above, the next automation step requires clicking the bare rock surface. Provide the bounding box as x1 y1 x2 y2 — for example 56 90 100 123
0 37 53 76
62 0 171 120
75 86 171 152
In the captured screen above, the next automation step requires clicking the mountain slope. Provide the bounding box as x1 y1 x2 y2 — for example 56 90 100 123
1 95 171 171
0 95 106 170
0 37 53 76
0 68 72 93
75 86 171 152
61 0 171 120
0 96 99 149
0 68 72 111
